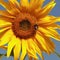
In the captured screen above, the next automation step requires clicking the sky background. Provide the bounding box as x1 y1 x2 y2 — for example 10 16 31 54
0 0 60 60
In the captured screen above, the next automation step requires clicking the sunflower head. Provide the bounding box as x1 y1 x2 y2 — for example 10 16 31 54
0 0 60 60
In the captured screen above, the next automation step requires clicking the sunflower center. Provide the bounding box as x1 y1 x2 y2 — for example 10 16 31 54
12 13 38 39
19 20 31 31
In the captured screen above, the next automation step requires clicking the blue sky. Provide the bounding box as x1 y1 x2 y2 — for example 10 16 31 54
0 0 60 60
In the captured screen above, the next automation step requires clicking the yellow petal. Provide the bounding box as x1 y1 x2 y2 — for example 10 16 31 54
43 37 55 53
32 40 44 60
38 27 60 41
29 56 39 60
28 56 33 60
34 58 38 60
35 0 45 12
38 16 55 24
28 39 36 53
8 0 20 13
47 24 60 29
9 0 18 4
0 29 13 46
20 39 27 60
0 46 7 50
0 28 10 39
29 0 35 5
37 31 55 53
47 27 60 41
29 0 37 8
0 0 19 15
30 0 45 11
38 16 60 26
0 0 12 14
35 33 49 53
14 38 21 60
0 16 14 23
0 10 15 18
38 0 56 18
7 35 17 57
28 50 38 59
28 50 37 59
0 27 10 33
45 17 60 25
33 38 45 52
27 39 38 59
0 20 11 28
20 0 29 7
29 0 39 11
9 0 20 7
9 0 21 10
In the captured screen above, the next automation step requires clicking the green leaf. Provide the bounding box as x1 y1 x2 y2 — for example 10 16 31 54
0 54 4 57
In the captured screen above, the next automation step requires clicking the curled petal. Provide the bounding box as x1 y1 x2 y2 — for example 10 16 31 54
37 0 56 18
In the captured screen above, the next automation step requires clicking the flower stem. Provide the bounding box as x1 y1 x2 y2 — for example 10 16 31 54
54 50 60 58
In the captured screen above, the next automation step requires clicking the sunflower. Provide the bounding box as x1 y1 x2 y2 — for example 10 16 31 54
0 0 60 60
